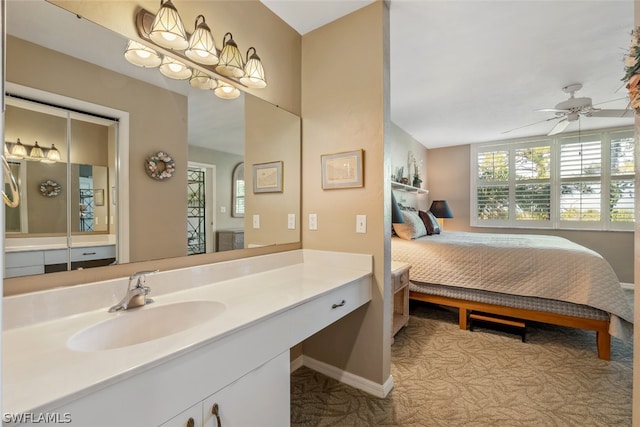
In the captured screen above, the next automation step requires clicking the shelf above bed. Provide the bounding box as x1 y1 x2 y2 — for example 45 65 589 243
392 181 428 194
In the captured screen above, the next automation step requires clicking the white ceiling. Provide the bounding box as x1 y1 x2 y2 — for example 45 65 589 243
264 0 635 148
6 1 636 152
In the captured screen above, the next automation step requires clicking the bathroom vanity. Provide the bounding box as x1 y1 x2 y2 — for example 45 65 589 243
3 250 372 426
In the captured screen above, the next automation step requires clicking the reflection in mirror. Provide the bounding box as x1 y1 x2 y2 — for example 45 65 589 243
3 95 118 278
231 162 245 218
4 1 301 285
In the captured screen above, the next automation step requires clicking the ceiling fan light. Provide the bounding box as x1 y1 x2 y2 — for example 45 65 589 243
149 0 189 50
216 33 244 78
185 15 219 66
124 40 162 68
11 138 27 158
214 81 241 100
189 69 216 90
159 56 192 80
239 47 267 89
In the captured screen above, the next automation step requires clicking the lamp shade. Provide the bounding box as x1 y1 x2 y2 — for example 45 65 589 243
124 40 162 68
216 33 244 78
11 138 27 158
214 81 241 99
159 56 192 80
29 141 45 159
391 192 405 224
185 15 219 65
149 0 189 50
239 47 267 88
429 200 453 218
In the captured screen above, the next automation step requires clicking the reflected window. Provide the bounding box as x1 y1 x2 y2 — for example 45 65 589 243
232 162 245 218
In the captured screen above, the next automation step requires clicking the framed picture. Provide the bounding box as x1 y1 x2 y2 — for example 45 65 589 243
253 161 283 193
94 189 105 206
321 149 364 189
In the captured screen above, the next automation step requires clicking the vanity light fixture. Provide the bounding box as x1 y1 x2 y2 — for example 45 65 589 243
214 81 241 100
11 138 27 158
149 0 189 50
44 144 61 163
185 15 219 65
240 47 267 89
29 141 45 160
216 33 245 78
159 56 192 80
124 40 162 68
189 69 216 90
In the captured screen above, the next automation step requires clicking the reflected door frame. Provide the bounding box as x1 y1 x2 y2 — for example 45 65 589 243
188 161 216 253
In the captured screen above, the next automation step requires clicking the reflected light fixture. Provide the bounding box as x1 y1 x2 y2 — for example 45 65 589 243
124 40 162 68
189 69 216 90
214 81 241 100
44 144 61 163
159 56 192 80
185 15 219 65
11 138 27 158
149 0 189 50
216 33 244 78
239 47 267 88
29 141 45 159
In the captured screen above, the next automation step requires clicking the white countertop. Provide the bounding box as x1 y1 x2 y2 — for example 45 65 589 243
2 250 372 416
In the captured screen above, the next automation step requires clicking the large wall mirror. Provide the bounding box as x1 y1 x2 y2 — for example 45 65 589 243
4 1 301 282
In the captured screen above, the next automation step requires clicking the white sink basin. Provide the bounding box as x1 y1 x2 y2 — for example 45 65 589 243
67 301 225 351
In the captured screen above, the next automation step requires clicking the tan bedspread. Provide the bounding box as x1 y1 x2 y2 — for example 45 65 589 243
392 232 633 340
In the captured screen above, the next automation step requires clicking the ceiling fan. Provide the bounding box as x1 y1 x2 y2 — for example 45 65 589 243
503 83 632 136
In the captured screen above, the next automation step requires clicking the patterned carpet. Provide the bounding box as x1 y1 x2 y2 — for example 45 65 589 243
291 295 634 426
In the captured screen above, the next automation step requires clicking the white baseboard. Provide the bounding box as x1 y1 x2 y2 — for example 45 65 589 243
298 355 394 398
621 282 634 291
290 355 304 372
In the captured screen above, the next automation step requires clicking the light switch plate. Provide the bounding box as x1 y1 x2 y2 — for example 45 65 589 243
288 214 296 230
220 206 226 213
356 214 367 233
309 213 318 230
253 214 260 229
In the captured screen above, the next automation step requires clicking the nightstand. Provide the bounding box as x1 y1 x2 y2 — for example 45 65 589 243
391 261 411 340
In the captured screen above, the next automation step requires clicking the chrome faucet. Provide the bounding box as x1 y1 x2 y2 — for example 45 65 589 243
108 270 159 312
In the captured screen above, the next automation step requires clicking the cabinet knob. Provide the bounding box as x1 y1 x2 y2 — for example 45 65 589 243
186 417 195 427
211 403 222 427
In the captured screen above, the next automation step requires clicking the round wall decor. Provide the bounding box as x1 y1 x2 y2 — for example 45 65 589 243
145 151 175 181
39 179 62 197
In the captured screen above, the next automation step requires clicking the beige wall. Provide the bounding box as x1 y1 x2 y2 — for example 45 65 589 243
427 144 635 283
301 2 391 386
390 122 429 211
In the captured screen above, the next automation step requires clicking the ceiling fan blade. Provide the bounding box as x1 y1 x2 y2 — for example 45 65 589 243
501 117 559 134
588 109 633 118
547 118 569 136
537 108 569 113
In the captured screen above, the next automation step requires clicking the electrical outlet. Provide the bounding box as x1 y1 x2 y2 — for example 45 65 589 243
288 213 296 230
309 213 318 230
253 214 260 229
356 214 367 233
220 206 226 213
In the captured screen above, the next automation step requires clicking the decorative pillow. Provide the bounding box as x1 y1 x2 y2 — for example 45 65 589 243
419 210 441 235
393 210 427 240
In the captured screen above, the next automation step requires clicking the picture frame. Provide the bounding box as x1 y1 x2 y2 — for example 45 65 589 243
253 161 283 193
94 189 105 206
321 149 364 189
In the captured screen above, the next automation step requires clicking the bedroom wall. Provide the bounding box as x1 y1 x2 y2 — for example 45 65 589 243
426 144 635 284
390 123 429 211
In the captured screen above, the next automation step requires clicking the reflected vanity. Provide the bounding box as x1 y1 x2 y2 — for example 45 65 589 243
3 1 301 285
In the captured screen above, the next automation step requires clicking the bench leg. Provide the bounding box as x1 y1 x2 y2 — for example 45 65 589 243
596 331 611 361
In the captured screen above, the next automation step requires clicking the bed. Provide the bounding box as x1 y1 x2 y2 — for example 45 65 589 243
391 231 634 360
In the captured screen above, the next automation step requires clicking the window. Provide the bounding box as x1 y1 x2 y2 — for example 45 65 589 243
232 162 245 218
471 127 634 231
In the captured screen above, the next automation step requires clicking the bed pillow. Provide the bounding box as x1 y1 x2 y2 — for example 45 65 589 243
393 210 427 240
419 210 441 235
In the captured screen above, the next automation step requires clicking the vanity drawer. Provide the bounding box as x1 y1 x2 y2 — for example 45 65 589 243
5 250 44 268
44 249 69 264
70 245 116 261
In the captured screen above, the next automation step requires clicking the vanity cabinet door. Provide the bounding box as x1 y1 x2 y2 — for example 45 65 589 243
159 402 202 427
202 351 290 427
